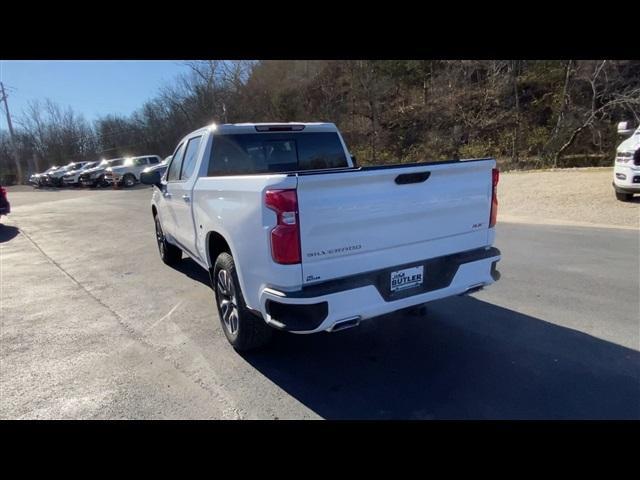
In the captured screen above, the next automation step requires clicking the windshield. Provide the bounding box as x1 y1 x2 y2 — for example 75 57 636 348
109 159 126 167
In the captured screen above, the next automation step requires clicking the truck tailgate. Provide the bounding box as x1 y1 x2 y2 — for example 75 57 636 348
296 159 495 285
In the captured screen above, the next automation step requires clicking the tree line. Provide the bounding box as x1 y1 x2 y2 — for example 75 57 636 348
2 60 639 183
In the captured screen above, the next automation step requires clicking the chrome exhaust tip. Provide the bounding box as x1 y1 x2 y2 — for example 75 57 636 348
328 316 361 332
460 283 485 296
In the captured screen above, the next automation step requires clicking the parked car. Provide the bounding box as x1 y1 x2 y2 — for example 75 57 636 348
79 158 126 187
613 121 640 201
141 156 170 180
45 161 92 187
0 183 10 219
104 155 162 187
62 161 100 187
142 122 501 351
29 166 59 188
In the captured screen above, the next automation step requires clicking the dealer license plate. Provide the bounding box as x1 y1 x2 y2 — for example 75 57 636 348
390 266 424 292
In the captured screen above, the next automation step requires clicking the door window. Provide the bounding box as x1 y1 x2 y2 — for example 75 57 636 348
167 143 186 181
180 136 203 180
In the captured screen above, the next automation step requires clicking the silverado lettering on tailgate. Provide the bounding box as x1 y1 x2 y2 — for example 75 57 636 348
306 244 363 258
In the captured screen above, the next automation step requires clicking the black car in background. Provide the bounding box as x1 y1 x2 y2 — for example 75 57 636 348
29 166 59 188
140 155 171 181
79 158 126 187
0 184 10 219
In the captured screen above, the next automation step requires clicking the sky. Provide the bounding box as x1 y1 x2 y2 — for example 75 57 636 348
0 60 189 129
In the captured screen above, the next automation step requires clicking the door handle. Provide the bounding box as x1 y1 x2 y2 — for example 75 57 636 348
395 171 431 184
182 195 191 202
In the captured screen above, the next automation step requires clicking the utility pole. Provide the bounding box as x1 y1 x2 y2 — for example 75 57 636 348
0 81 23 184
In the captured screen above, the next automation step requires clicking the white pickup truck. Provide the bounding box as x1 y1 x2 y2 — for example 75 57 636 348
141 122 501 351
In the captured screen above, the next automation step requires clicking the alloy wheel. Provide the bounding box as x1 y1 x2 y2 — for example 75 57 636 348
217 269 239 335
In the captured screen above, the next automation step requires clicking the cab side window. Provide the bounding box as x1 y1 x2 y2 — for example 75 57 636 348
167 143 186 182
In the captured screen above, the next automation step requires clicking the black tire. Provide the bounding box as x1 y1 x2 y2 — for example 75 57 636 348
154 214 182 266
615 191 633 202
123 174 136 188
213 252 273 351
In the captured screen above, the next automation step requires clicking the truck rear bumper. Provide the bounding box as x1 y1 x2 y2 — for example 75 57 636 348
259 247 501 333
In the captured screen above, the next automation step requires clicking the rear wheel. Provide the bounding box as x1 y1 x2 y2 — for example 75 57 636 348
615 191 633 202
154 214 181 265
213 252 273 351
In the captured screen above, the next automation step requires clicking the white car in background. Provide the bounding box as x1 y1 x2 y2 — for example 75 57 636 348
613 121 640 201
46 161 92 187
62 161 100 187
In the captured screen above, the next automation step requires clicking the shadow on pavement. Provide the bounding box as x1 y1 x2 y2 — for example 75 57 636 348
242 296 640 419
173 257 212 288
107 184 152 191
0 225 19 243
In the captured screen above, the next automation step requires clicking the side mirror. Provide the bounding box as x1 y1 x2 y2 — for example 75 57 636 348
617 121 635 137
140 170 162 187
350 154 358 167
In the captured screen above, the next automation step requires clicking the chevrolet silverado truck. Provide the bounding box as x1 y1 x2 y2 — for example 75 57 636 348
104 155 162 187
141 122 501 351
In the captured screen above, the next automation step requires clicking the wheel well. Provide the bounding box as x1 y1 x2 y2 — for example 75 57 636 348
207 231 231 266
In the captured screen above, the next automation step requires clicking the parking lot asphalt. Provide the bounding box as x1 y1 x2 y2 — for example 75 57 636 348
1 186 639 419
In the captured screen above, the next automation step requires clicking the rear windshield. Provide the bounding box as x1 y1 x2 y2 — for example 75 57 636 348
208 132 348 176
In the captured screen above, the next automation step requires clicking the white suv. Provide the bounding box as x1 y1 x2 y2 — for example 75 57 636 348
104 155 162 187
613 121 640 201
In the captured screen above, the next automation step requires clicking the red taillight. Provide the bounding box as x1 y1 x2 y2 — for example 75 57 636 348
489 168 499 228
265 189 301 264
0 186 5 197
